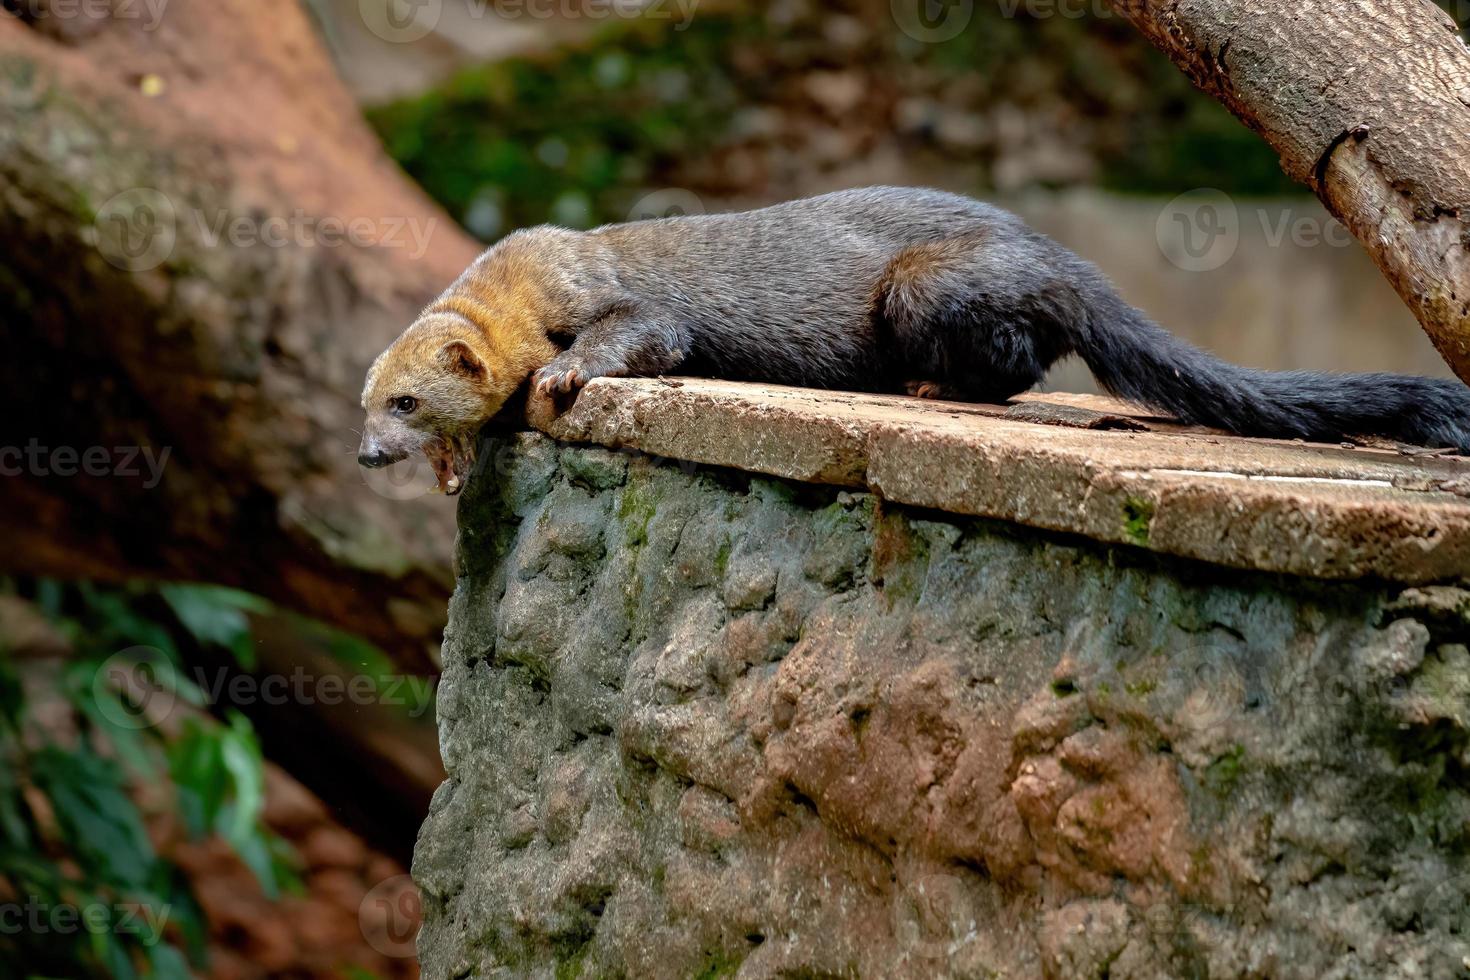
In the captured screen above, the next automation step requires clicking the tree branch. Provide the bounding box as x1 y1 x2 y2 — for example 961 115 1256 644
1108 0 1470 382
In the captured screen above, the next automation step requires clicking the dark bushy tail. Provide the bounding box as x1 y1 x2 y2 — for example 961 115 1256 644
1075 293 1470 452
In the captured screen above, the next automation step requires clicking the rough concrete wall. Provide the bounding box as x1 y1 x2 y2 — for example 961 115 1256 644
414 433 1470 979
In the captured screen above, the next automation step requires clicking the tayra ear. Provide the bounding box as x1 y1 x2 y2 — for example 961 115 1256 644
438 340 488 382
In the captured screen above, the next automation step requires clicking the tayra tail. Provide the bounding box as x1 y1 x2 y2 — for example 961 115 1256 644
1074 293 1470 452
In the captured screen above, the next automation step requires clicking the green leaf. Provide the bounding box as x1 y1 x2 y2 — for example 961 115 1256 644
158 585 268 670
167 720 228 838
32 745 155 891
76 696 163 779
145 943 192 980
228 828 281 901
95 930 141 980
0 775 35 851
76 583 178 657
217 715 265 846
34 577 64 617
0 653 25 733
156 866 210 966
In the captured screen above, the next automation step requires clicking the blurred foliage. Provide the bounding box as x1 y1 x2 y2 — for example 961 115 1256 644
368 2 1300 240
0 582 303 979
158 585 269 673
917 7 1298 195
369 15 752 236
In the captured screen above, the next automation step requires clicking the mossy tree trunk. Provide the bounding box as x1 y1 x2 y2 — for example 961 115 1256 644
0 0 482 671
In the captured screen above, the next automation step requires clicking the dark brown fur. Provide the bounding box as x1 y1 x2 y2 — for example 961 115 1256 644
360 186 1470 494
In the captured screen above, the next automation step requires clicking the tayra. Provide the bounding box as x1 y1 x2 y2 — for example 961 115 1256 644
358 186 1470 493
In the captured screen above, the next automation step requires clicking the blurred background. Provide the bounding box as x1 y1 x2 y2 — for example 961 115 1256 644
0 0 1464 977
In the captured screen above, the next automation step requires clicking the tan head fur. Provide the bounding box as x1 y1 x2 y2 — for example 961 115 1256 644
357 238 563 494
359 313 500 458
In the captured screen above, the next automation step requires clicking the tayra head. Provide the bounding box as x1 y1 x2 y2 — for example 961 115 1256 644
357 314 517 495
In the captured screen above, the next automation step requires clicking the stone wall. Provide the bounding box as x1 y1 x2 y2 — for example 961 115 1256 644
413 407 1469 979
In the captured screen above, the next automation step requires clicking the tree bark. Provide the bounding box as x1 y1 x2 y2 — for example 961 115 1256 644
1107 0 1470 383
0 0 483 671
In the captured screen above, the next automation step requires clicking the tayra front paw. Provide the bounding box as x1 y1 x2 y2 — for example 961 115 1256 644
534 351 624 397
533 364 593 396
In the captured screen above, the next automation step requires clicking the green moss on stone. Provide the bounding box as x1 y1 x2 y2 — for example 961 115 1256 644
617 478 658 547
1123 498 1155 546
1204 745 1247 799
870 508 931 603
692 948 743 980
555 942 592 980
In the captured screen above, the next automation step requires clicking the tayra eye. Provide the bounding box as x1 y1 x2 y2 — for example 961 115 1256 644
394 396 418 414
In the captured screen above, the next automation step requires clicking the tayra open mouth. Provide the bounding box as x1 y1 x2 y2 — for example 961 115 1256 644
424 436 474 496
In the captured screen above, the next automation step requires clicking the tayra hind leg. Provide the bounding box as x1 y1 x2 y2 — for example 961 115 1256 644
534 310 687 396
877 235 1079 403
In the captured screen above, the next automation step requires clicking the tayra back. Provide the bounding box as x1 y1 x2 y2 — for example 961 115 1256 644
358 186 1470 493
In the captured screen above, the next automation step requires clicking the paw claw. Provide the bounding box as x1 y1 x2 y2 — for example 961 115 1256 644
534 361 599 399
